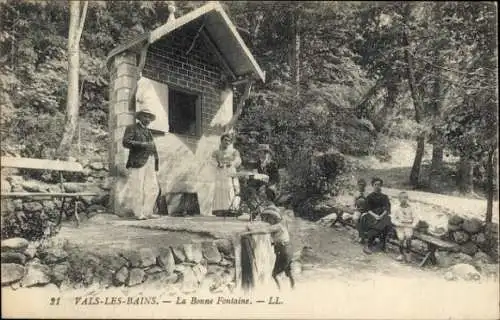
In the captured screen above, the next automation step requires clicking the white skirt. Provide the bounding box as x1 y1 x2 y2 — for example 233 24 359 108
116 157 160 219
212 167 240 211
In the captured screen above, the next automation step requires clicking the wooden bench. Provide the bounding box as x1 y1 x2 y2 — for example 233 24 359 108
413 232 457 267
1 156 100 228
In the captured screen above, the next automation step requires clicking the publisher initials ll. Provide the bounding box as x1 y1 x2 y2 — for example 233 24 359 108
268 296 283 304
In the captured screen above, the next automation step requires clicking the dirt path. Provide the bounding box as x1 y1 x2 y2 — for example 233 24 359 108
274 218 498 319
288 218 435 280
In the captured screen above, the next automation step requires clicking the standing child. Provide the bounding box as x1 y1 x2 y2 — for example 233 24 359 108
392 191 418 262
261 207 295 290
258 189 295 290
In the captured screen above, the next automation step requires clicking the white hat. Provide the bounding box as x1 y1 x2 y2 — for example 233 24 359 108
136 108 156 120
261 205 281 221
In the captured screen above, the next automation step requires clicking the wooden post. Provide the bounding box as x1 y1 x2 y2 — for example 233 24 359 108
224 80 253 134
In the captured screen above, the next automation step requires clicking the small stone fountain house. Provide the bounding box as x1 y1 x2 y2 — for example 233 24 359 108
106 1 265 216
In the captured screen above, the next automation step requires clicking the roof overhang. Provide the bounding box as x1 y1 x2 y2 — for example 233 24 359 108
106 1 265 83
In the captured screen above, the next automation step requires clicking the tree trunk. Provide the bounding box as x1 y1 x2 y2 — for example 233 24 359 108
56 1 88 160
485 148 495 223
371 79 398 132
292 7 300 98
410 135 425 188
428 2 445 192
402 5 425 188
429 142 444 190
458 156 474 194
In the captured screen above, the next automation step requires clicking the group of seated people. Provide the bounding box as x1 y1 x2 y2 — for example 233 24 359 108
348 177 419 262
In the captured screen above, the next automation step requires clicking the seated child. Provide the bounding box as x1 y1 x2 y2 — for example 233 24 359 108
392 191 418 262
354 197 369 243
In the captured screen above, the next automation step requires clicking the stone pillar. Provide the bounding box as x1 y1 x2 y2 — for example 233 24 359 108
108 52 137 214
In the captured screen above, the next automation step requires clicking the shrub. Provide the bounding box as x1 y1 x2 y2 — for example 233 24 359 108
1 210 60 241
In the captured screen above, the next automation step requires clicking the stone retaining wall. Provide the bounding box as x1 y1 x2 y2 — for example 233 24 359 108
1 236 236 293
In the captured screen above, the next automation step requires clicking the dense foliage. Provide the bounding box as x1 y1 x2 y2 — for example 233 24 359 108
0 1 497 206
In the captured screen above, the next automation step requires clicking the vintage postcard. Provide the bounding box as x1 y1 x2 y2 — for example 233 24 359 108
1 1 498 319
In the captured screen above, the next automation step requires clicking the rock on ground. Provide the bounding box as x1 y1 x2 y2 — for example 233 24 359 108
1 263 25 286
23 202 44 212
22 180 45 192
171 246 186 263
183 243 203 264
471 233 487 246
192 264 207 284
317 213 338 226
145 266 163 275
127 268 145 286
444 271 456 281
1 238 29 252
202 242 222 264
214 239 233 256
157 248 176 274
100 255 128 271
51 262 70 283
462 218 483 234
179 267 198 292
63 182 85 193
448 214 464 226
474 251 492 264
460 242 479 256
451 231 470 244
114 266 129 285
449 252 474 264
145 272 179 288
449 263 481 281
22 261 51 287
122 251 141 268
138 248 157 267
39 248 69 264
1 252 27 265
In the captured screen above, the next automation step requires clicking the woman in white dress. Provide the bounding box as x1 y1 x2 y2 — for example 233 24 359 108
212 133 242 213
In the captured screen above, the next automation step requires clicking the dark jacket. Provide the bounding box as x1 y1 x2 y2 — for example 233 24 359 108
366 192 391 216
257 159 280 186
122 122 159 171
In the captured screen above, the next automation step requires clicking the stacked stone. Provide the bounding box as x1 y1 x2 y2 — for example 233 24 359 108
428 214 499 281
1 237 69 290
1 237 237 293
446 215 498 261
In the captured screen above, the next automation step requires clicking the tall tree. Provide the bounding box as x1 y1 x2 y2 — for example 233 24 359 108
290 4 301 98
428 2 445 192
56 1 88 159
402 3 425 188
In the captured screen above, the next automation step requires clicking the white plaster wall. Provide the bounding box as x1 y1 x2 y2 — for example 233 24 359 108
153 87 234 216
135 77 169 133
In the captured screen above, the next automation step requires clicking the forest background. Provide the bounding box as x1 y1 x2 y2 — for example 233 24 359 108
0 1 497 222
